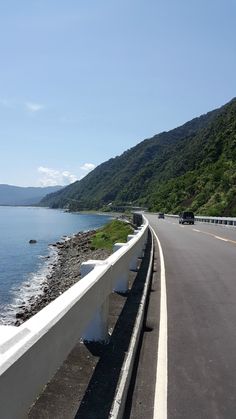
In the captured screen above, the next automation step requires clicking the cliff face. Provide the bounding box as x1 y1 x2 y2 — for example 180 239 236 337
41 98 236 216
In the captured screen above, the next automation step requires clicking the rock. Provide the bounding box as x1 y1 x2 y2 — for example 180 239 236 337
16 312 24 319
29 239 37 244
13 230 112 325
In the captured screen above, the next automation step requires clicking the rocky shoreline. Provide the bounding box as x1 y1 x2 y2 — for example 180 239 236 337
14 230 112 326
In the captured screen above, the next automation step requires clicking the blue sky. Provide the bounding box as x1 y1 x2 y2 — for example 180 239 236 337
0 0 235 186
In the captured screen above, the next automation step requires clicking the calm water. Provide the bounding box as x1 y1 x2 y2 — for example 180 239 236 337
0 206 111 324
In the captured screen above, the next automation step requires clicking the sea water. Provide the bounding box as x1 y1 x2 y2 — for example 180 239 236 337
0 206 112 325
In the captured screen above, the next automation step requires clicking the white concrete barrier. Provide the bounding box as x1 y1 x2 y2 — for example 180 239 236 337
0 218 148 419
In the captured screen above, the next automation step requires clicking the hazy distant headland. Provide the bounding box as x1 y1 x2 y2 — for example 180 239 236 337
0 184 63 206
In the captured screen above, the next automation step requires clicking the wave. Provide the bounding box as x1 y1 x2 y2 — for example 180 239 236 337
0 246 59 326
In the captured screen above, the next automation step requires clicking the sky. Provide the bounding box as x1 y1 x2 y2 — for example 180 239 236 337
0 0 235 187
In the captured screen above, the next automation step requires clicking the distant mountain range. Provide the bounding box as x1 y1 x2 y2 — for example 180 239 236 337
40 98 236 216
0 184 63 206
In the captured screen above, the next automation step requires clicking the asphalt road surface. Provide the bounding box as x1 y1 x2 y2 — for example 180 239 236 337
140 215 236 419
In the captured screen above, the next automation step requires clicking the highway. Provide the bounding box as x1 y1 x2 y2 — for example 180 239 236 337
127 214 236 419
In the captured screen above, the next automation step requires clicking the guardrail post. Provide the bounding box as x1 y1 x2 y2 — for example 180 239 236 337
113 270 129 293
129 254 138 271
81 261 109 342
82 298 109 342
128 232 147 258
112 243 129 292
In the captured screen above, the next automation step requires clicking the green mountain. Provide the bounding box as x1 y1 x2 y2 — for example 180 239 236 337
41 98 236 216
0 184 63 206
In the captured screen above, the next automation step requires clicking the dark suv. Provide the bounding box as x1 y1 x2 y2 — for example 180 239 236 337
179 211 194 225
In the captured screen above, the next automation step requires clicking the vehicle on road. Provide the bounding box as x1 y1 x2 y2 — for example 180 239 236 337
179 211 194 225
158 212 165 219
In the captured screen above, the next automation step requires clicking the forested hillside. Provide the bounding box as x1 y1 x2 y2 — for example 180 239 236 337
41 98 236 216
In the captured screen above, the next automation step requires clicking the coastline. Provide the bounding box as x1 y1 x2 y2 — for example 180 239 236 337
14 230 112 326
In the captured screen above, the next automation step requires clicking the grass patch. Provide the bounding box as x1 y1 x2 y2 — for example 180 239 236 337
91 219 134 250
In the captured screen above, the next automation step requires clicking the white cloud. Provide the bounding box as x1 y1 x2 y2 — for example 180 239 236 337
61 171 77 184
38 166 77 187
38 163 95 186
79 163 96 180
0 99 45 113
26 102 44 112
80 163 96 172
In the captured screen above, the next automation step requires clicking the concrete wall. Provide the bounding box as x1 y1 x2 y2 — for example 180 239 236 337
0 217 148 419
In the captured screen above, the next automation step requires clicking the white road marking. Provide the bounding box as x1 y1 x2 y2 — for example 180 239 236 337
214 235 229 242
151 227 168 419
193 228 236 244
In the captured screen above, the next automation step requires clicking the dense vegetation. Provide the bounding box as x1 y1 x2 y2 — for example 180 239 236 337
91 220 133 250
41 98 236 216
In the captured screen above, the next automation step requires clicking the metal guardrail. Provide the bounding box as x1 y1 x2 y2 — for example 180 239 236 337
195 216 236 226
165 214 236 226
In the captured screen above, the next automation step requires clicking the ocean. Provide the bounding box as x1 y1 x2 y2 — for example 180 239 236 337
0 206 112 325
